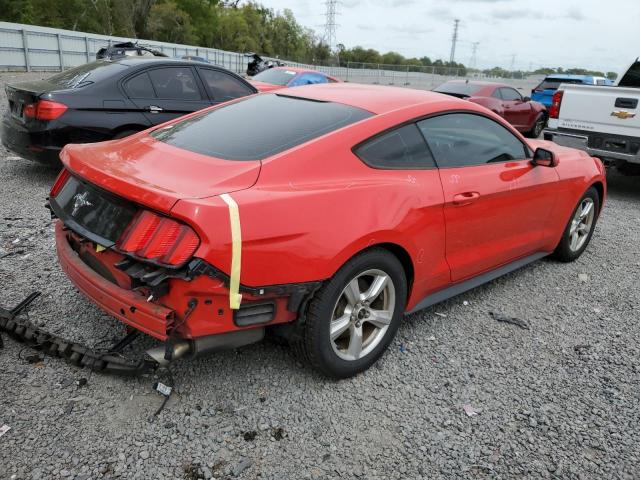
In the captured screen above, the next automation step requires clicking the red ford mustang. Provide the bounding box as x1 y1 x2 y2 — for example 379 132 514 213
49 84 605 378
434 80 548 138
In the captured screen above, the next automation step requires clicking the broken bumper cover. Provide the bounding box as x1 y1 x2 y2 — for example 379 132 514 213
55 221 174 340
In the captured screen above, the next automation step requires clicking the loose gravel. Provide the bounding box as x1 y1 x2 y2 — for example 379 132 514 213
1 72 639 480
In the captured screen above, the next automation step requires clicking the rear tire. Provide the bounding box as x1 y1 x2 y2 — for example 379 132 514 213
301 249 407 378
552 187 599 262
525 113 546 138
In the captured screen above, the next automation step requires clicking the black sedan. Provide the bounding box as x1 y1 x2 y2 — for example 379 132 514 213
1 58 258 165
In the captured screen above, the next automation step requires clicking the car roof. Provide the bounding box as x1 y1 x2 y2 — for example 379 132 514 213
546 74 592 80
113 57 215 68
440 79 511 89
271 66 324 75
278 83 467 115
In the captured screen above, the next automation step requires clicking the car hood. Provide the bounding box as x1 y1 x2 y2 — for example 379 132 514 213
249 80 286 92
61 133 261 213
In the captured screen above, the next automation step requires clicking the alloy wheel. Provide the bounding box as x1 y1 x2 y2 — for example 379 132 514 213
569 198 595 252
329 269 396 361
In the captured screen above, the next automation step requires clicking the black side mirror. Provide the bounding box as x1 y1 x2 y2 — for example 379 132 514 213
523 96 531 102
532 147 557 167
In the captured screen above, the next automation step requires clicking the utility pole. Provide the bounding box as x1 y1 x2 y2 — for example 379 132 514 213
324 1 339 54
510 54 516 71
469 42 479 69
449 19 460 64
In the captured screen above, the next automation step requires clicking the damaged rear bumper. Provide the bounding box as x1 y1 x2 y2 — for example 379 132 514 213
56 221 175 340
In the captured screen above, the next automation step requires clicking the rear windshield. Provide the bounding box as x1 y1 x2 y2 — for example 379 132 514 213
536 78 586 90
150 93 372 160
618 61 640 88
252 69 298 85
47 61 125 88
433 82 483 97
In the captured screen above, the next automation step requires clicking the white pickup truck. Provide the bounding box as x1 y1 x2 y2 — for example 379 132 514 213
543 60 640 174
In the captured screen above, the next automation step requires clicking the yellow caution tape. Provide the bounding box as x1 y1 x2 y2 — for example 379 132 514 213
96 244 106 253
220 193 242 310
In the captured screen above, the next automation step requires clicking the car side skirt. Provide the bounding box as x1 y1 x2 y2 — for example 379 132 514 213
408 252 549 314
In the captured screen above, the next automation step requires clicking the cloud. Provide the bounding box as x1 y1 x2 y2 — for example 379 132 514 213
490 8 537 19
427 7 453 20
387 24 434 35
565 6 586 20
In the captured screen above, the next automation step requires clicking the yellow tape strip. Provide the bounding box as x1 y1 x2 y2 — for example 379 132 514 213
220 193 242 310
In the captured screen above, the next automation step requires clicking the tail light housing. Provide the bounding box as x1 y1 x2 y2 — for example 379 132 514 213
117 210 200 267
549 90 564 119
24 99 68 121
49 168 71 197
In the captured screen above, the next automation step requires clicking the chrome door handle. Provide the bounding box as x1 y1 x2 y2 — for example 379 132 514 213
148 105 163 113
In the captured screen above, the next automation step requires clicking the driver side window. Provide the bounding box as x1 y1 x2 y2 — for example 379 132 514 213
417 113 528 168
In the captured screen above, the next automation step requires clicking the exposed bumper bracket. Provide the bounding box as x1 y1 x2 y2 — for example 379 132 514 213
0 292 159 376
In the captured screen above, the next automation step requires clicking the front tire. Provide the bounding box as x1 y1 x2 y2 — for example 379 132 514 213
553 187 599 262
301 249 407 378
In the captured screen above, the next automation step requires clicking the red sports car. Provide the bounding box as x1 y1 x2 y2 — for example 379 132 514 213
249 66 341 92
49 84 605 378
434 80 548 138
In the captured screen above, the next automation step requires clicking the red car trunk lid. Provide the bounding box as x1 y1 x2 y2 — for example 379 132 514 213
60 134 261 213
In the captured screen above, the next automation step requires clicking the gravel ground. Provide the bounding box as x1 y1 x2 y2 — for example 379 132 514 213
1 72 639 480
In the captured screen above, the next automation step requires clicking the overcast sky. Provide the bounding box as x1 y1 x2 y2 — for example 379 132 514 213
261 0 637 73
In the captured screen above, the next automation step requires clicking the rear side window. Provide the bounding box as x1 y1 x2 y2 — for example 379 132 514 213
148 67 201 100
418 113 528 168
355 124 435 169
499 88 522 101
619 61 640 88
124 72 155 98
151 94 372 160
198 68 254 101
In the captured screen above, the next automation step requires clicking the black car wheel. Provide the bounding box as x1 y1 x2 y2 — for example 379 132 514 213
300 248 407 378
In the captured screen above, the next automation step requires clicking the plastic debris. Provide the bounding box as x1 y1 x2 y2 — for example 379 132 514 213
578 273 589 282
399 344 407 353
463 301 469 306
463 404 480 417
0 425 10 438
434 312 447 317
489 311 530 330
154 382 172 397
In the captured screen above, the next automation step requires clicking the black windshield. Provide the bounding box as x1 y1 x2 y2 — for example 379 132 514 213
151 94 373 160
434 82 484 97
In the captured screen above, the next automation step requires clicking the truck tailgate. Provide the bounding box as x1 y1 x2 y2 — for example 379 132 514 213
555 84 640 137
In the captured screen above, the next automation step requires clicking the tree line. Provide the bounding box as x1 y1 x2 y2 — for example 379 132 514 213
0 0 464 69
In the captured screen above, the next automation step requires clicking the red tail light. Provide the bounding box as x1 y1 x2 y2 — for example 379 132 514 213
49 168 71 197
549 90 564 119
24 99 68 121
117 210 200 267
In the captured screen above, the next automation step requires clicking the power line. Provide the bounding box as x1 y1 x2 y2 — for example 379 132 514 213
324 0 339 52
449 19 460 64
469 42 479 68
